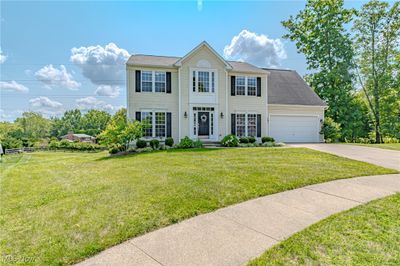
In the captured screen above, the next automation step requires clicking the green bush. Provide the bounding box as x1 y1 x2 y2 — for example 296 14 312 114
239 137 249 143
165 137 174 147
136 139 147 148
149 139 160 150
193 139 203 148
48 140 59 150
109 144 123 154
248 136 256 143
221 134 239 147
262 141 274 147
177 136 194 149
321 117 341 143
262 136 275 143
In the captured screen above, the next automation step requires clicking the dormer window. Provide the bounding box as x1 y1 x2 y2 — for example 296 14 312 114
192 70 215 93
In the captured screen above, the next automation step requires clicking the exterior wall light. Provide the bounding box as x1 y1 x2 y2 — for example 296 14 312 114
184 111 188 118
220 112 224 119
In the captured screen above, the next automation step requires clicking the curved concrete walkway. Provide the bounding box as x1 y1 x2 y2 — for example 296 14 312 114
291 143 400 170
77 173 400 266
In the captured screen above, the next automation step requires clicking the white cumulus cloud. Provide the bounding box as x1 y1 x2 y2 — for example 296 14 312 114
224 30 287 67
0 80 29 92
70 43 130 85
35 64 81 90
94 85 120 98
29 96 63 109
76 96 117 113
0 47 6 64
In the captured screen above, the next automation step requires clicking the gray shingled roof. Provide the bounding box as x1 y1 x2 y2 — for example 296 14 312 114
265 68 327 106
127 55 268 73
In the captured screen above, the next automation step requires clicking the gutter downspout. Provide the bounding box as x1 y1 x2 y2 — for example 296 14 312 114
178 67 182 141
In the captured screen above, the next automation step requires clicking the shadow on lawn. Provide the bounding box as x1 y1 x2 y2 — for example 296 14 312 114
96 148 222 161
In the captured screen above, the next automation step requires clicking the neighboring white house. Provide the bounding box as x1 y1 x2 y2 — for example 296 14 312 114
126 41 327 143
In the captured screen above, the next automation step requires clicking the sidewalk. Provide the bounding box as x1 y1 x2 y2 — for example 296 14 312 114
77 173 400 266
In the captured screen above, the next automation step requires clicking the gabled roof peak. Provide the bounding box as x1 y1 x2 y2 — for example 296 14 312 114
173 41 233 70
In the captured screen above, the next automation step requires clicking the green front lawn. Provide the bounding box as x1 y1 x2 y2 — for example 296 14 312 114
0 148 396 265
248 193 400 266
347 143 400 151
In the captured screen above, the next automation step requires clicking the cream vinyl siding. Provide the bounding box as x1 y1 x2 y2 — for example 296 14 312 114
179 45 228 139
228 73 268 138
127 66 179 142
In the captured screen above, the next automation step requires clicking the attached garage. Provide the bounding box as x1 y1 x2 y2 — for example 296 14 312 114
269 114 320 143
265 68 327 143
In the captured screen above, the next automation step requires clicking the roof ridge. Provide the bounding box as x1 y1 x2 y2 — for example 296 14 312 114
262 67 294 72
132 54 181 58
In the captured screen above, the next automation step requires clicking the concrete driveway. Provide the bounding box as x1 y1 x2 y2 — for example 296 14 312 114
291 143 400 171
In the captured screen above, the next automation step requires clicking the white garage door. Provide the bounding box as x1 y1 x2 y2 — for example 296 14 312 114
269 115 320 143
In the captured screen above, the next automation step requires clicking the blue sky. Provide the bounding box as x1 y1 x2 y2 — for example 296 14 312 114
0 0 366 121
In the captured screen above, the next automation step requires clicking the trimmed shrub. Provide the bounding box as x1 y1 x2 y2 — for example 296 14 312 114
165 137 174 147
321 117 341 143
149 139 160 150
137 147 153 153
248 136 256 143
262 136 275 143
262 141 274 147
193 139 203 148
221 134 239 147
136 139 147 148
177 136 194 149
239 137 249 143
274 142 285 147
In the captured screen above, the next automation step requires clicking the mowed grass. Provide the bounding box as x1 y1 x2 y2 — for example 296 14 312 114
0 148 396 265
248 193 400 266
349 143 400 151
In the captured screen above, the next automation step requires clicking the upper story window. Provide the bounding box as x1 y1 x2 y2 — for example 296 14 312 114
142 71 153 92
139 71 168 93
247 77 257 96
235 76 258 96
236 76 246 95
192 70 215 93
155 72 166 92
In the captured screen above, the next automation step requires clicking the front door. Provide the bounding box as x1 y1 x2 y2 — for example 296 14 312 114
198 112 210 136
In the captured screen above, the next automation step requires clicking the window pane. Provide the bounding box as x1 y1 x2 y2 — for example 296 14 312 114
247 114 257 137
155 72 166 92
198 71 210 92
247 77 256 96
142 71 153 92
236 76 246 95
236 113 246 137
155 112 166 138
193 112 197 135
142 112 153 137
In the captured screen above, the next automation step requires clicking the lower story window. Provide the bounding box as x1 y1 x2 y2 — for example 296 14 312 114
247 114 257 137
236 114 246 137
155 112 166 137
141 111 166 138
236 113 257 137
141 112 153 137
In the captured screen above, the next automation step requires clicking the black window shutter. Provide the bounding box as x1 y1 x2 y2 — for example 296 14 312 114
166 112 172 137
231 76 236 96
257 77 261 97
135 112 141 121
166 72 171 93
257 114 261 137
135 70 141 92
231 114 236 135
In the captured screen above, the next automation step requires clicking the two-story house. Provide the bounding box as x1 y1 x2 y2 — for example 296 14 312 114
126 41 326 143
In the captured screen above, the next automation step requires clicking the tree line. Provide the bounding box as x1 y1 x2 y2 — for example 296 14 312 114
283 0 399 143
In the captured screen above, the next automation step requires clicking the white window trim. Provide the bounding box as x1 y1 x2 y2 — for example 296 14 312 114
140 110 167 139
191 68 217 94
235 112 258 137
235 76 257 96
141 71 167 93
